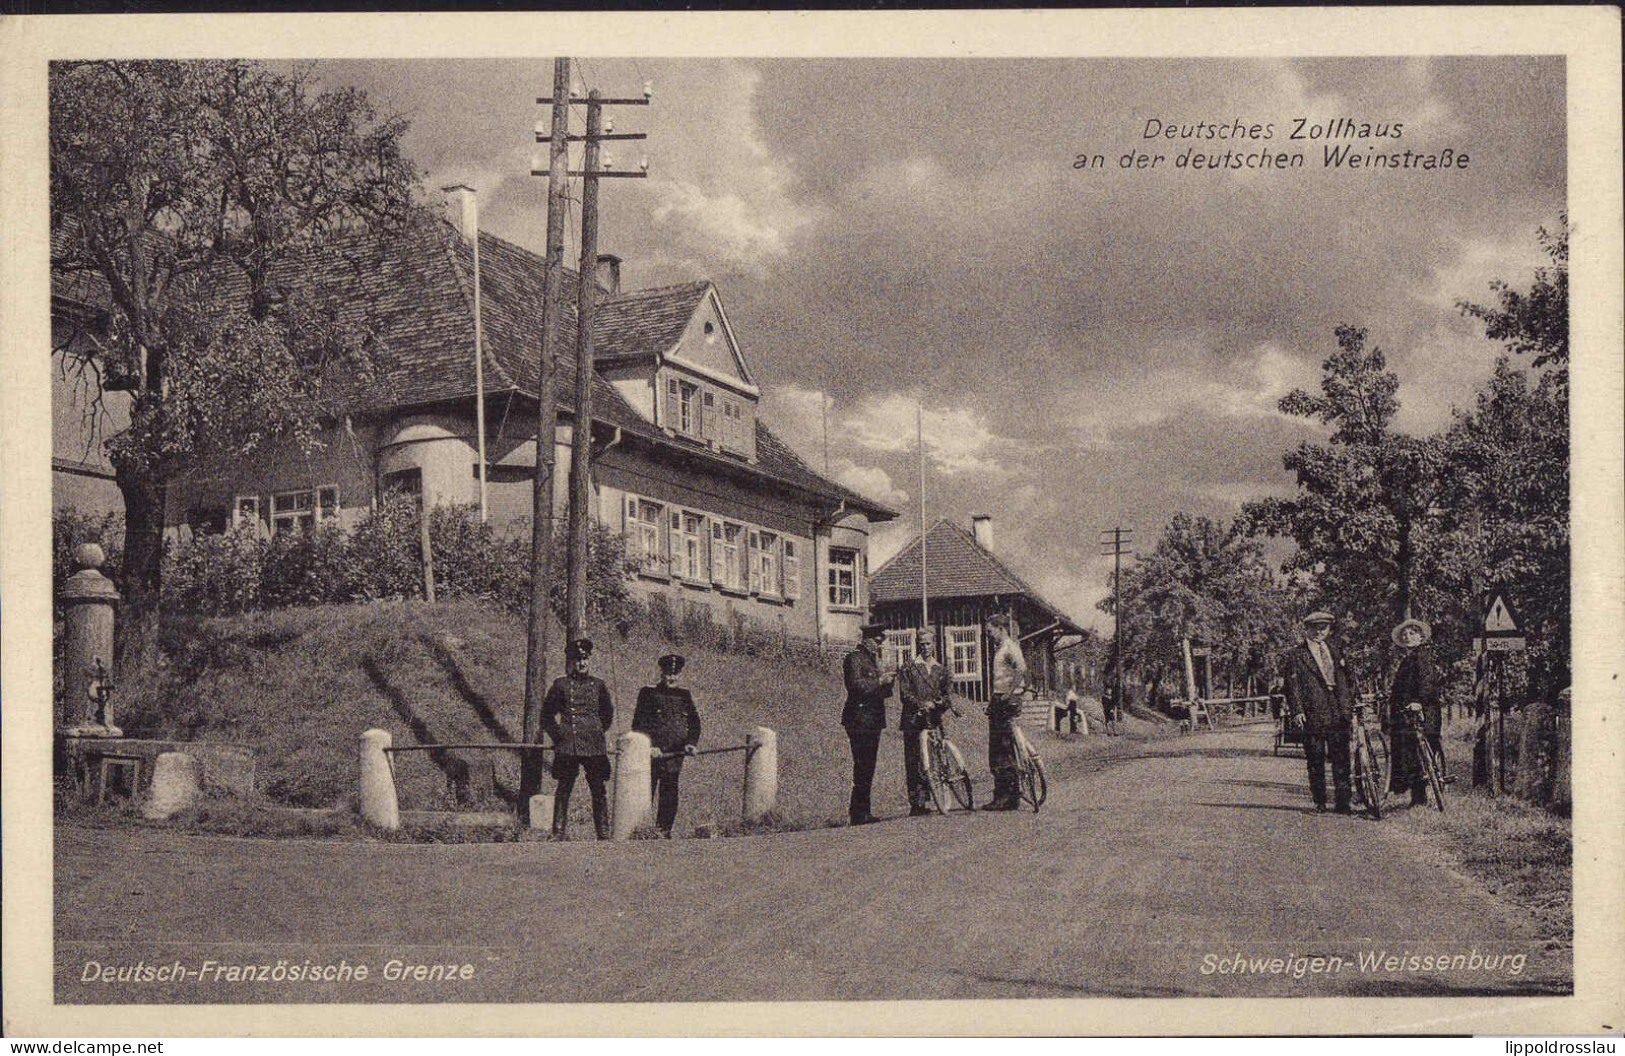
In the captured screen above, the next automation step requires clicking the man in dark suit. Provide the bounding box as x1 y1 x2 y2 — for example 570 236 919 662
633 653 702 837
899 627 954 816
1282 611 1355 814
841 623 895 825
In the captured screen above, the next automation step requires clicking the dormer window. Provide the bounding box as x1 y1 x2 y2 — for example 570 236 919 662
664 375 702 438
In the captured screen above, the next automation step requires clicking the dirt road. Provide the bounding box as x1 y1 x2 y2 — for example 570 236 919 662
55 723 1570 1003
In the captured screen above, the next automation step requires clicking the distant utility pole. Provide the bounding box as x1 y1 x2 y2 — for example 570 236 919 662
530 77 650 644
521 57 572 801
1099 526 1134 718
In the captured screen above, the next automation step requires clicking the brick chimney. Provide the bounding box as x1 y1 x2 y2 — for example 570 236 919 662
441 184 478 243
596 253 623 295
972 515 993 551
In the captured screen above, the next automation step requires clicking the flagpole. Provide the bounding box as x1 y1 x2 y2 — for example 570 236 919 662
918 398 928 639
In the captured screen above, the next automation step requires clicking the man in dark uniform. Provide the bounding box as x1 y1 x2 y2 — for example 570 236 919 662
841 623 895 825
899 627 954 816
1281 611 1356 814
542 637 615 840
1387 617 1442 805
632 653 702 838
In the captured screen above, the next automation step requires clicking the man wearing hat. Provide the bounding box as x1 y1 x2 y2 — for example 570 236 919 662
633 654 703 837
983 613 1029 811
1387 617 1442 806
542 637 615 840
1281 611 1355 814
841 623 896 825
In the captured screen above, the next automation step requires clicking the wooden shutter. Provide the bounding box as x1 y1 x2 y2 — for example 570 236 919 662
701 390 719 444
747 529 762 593
710 521 726 584
668 509 683 577
783 539 800 599
624 494 639 563
663 376 680 430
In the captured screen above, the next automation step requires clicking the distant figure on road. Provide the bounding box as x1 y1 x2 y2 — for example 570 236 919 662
1387 617 1443 805
543 637 615 840
983 614 1028 811
1065 687 1087 735
633 653 703 838
841 623 895 825
899 627 954 816
1282 611 1355 814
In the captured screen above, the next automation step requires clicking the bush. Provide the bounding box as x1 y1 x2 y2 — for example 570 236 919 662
163 525 266 615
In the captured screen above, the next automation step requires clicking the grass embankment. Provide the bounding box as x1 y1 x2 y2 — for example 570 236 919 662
98 599 1168 840
1380 718 1572 943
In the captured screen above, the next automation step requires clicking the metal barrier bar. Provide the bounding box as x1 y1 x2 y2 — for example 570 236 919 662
383 744 620 756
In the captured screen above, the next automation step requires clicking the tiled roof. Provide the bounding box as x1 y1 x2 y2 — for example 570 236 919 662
50 216 895 520
869 519 1083 630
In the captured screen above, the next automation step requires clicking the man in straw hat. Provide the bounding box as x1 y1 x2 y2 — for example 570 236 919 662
841 622 896 825
1388 616 1443 805
633 653 703 837
1281 611 1356 814
542 637 615 840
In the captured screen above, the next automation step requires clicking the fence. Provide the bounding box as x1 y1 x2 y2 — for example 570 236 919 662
362 726 777 838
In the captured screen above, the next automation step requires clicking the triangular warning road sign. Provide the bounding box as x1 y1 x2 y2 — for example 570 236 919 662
1481 591 1523 635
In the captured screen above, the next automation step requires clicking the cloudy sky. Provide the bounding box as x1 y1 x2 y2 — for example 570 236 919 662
314 56 1565 630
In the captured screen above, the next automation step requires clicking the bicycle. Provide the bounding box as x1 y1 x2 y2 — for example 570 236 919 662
1348 698 1390 819
1401 702 1447 812
1010 722 1048 812
920 705 975 814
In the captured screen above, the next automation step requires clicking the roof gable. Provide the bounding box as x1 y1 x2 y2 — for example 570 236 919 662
870 519 1082 630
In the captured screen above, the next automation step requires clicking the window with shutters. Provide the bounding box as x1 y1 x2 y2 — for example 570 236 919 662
828 546 858 609
678 510 707 583
626 495 666 575
758 530 779 597
947 626 983 682
782 539 801 599
714 521 745 591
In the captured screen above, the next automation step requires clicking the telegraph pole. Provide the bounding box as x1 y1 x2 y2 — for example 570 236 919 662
534 79 649 644
521 58 572 801
1100 526 1133 726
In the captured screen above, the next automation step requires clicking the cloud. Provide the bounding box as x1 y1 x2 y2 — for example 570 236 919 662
832 458 909 509
842 393 1009 476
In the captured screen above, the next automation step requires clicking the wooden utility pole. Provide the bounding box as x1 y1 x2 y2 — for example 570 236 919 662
918 399 928 636
1100 526 1133 723
521 58 571 800
551 83 648 643
565 91 605 642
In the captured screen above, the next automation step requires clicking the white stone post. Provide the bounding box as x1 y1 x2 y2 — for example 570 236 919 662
612 731 652 840
743 726 778 824
359 728 400 831
60 543 121 735
528 793 555 831
143 752 199 820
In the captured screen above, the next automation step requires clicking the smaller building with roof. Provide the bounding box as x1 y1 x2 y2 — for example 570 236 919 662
866 516 1087 702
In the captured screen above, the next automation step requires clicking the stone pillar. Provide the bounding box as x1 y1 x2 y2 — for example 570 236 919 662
611 732 652 840
60 543 122 735
743 726 778 824
143 752 200 820
528 793 555 831
359 729 400 831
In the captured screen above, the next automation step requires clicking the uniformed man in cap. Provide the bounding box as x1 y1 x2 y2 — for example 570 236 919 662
542 637 615 840
1281 611 1355 814
841 623 896 825
633 653 703 837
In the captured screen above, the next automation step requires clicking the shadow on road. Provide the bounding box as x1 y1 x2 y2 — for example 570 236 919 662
1151 746 1277 759
1217 778 1304 794
1193 801 1318 816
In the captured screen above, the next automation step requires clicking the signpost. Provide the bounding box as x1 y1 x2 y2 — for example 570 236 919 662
1472 590 1526 793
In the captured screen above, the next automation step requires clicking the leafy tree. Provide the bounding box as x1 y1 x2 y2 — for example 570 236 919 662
50 60 420 653
1099 513 1298 702
1243 325 1449 680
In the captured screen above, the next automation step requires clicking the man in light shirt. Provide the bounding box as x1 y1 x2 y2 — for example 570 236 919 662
983 614 1028 811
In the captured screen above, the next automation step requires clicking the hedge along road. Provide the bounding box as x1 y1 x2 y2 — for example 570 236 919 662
55 724 1570 1004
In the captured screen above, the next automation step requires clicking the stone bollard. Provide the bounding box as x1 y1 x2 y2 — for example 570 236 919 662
612 732 652 840
359 729 400 831
143 752 200 820
59 543 122 735
528 793 555 831
743 726 778 825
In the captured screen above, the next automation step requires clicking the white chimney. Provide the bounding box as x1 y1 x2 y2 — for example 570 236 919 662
442 184 478 243
972 515 993 551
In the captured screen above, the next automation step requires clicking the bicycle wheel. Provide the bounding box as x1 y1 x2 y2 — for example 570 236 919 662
1354 737 1382 820
1024 754 1048 811
921 731 949 815
1368 730 1390 802
1418 737 1447 813
944 741 975 810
